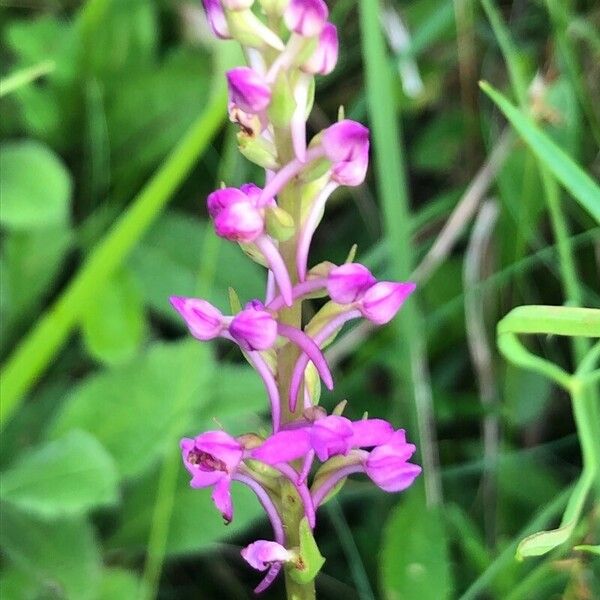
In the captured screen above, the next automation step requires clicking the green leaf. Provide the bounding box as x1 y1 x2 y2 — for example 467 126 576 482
129 211 264 319
98 569 142 600
516 520 576 560
0 506 101 600
48 340 213 478
0 140 72 230
81 269 147 366
0 430 118 518
380 492 453 600
1 225 71 350
108 466 263 555
288 517 326 585
480 81 600 223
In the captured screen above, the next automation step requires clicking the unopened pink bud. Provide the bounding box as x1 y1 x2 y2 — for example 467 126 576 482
284 0 328 37
322 120 370 186
170 296 224 340
241 540 294 571
359 281 416 325
327 263 376 304
201 0 231 39
214 199 264 242
227 67 271 114
206 187 247 218
302 22 338 75
229 305 278 350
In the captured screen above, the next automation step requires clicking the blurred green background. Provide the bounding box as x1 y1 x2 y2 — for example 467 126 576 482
0 0 599 599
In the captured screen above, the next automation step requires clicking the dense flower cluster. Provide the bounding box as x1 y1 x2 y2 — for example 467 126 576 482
173 0 421 593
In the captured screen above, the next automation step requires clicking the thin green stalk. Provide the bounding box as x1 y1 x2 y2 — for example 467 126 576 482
273 103 315 600
0 86 227 429
326 500 375 600
481 0 600 494
359 0 441 506
0 60 56 97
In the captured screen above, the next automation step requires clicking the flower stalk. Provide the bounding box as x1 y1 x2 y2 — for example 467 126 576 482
172 2 422 597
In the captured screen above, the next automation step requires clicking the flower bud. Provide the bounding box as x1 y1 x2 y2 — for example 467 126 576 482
322 120 370 186
241 540 294 571
226 9 285 50
327 263 376 304
302 22 338 75
222 0 254 9
227 67 272 114
206 187 247 218
284 0 328 37
214 199 264 242
201 0 231 39
359 281 416 325
170 296 224 340
229 305 278 350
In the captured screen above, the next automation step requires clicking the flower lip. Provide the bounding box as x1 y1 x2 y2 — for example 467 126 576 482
241 540 294 571
321 120 370 186
359 281 416 325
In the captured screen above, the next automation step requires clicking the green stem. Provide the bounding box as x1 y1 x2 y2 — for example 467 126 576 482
0 86 227 430
273 121 315 600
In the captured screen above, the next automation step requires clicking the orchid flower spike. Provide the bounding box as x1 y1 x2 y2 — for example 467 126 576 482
181 431 245 522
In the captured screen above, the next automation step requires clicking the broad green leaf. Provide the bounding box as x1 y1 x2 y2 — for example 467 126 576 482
480 81 600 223
129 211 264 319
1 225 71 350
380 492 453 600
98 569 142 600
81 269 147 366
0 430 118 518
48 340 213 478
108 466 263 556
0 506 101 600
0 140 71 230
288 517 326 585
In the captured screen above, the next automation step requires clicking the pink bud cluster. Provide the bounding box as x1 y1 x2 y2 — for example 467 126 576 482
173 1 421 593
